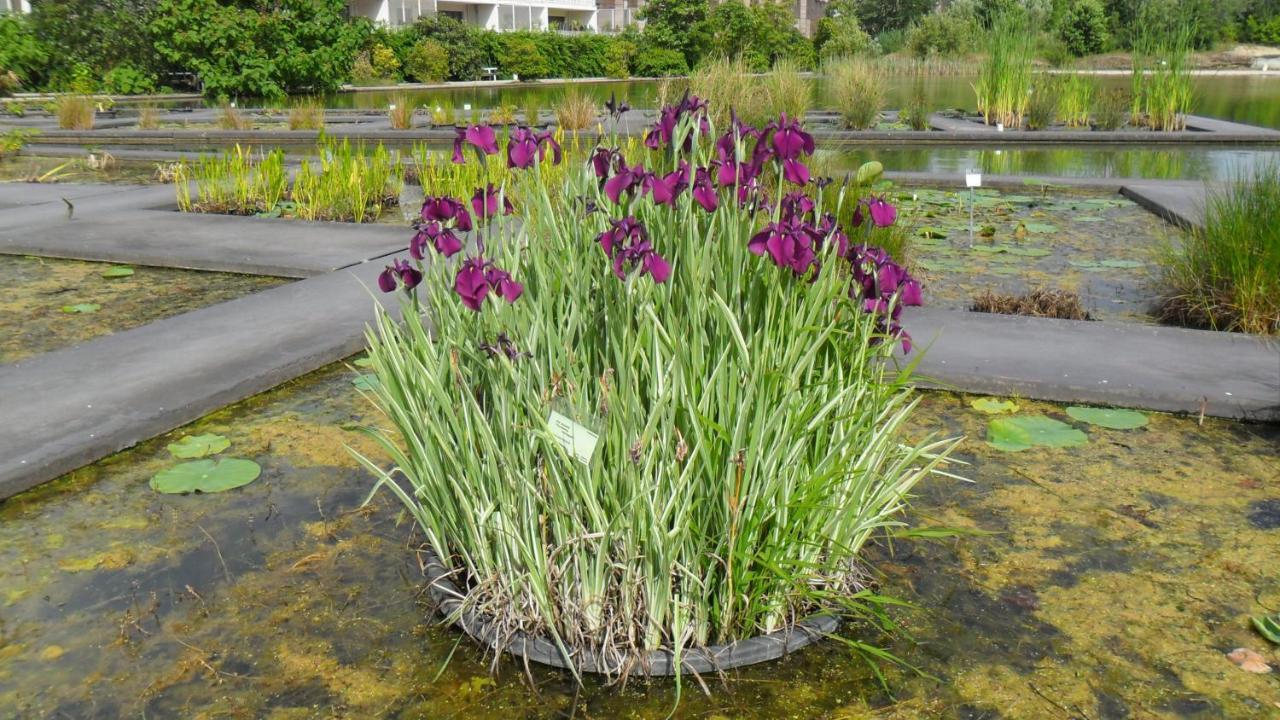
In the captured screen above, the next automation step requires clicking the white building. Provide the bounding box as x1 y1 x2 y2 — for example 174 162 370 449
348 0 598 31
4 0 32 12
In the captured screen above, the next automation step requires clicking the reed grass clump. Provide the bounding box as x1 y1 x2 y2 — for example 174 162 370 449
1058 74 1094 129
1094 88 1127 130
430 102 453 127
761 58 812 123
216 103 252 130
288 99 325 130
487 104 517 125
389 95 415 130
522 99 541 126
1024 78 1058 130
973 13 1034 128
972 288 1090 319
552 88 598 131
1144 29 1193 132
900 75 931 131
179 144 286 214
56 95 96 130
1158 164 1280 334
358 101 953 683
136 105 161 130
689 55 764 128
825 57 883 130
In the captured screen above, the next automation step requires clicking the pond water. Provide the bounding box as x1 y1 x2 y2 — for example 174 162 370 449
1 361 1276 718
316 74 1280 131
892 186 1172 322
0 156 171 185
0 255 289 363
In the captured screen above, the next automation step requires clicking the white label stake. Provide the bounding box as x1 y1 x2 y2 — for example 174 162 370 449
548 411 599 466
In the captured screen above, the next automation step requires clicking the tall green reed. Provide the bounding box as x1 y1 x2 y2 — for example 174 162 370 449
1057 74 1094 129
974 13 1035 128
825 56 884 130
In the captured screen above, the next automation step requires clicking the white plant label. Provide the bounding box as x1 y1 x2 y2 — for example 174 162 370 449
966 171 983 188
548 411 599 465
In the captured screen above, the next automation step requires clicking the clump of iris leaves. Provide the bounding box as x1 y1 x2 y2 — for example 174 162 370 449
351 97 958 694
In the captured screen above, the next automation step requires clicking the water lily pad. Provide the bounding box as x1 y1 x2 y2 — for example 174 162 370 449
1074 216 1106 223
1253 613 1280 644
150 458 261 494
1066 406 1148 430
918 226 948 239
1099 259 1144 269
1003 246 1051 257
61 303 100 314
987 415 1088 452
352 374 380 391
167 433 230 459
1023 222 1057 234
972 398 1019 414
100 266 134 278
856 161 883 185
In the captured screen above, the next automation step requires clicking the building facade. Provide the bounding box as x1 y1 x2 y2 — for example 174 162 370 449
5 0 32 12
348 0 598 31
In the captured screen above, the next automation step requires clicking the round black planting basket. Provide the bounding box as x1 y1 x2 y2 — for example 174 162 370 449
422 551 840 676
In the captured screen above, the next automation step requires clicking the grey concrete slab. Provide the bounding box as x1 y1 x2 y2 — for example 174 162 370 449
0 208 412 277
1120 181 1216 229
0 260 401 500
906 307 1280 421
0 182 153 209
1184 114 1280 135
0 183 177 230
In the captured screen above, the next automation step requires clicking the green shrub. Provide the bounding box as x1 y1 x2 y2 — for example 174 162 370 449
404 39 449 83
102 64 157 95
876 29 907 54
497 36 549 80
905 10 979 58
369 43 401 80
1244 14 1280 45
0 13 47 90
631 46 689 77
1057 0 1109 56
1159 163 1280 335
0 71 20 97
413 16 490 81
604 39 636 78
815 15 876 60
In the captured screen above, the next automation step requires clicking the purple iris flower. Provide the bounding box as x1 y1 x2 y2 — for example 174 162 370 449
768 113 815 161
453 256 522 311
590 147 615 178
507 126 539 169
691 166 718 212
605 92 630 120
780 192 815 222
644 107 679 150
472 183 514 219
597 216 670 283
604 160 647 204
420 196 473 232
645 161 689 206
865 196 898 227
411 222 463 259
535 129 562 165
452 124 499 164
378 258 422 293
748 218 817 275
846 243 922 352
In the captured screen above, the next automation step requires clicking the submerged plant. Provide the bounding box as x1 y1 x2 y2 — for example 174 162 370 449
1158 163 1280 334
356 99 954 685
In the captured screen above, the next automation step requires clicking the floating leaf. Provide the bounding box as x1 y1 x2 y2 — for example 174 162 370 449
101 266 134 278
1099 259 1144 269
167 433 231 459
918 226 948 239
856 161 884 185
1074 216 1106 223
352 374 380 391
1066 406 1148 430
352 356 374 368
61 303 100 314
1023 222 1057 234
1253 614 1280 645
1004 246 1051 257
972 398 1019 414
979 224 997 237
150 458 261 494
987 415 1088 452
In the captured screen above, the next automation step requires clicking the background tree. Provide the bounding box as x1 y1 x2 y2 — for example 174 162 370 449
639 0 711 68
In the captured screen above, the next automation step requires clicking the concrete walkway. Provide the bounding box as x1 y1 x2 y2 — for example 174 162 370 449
907 308 1279 422
1120 181 1218 229
0 261 400 500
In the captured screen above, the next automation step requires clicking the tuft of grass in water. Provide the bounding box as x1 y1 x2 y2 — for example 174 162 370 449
1023 77 1058 131
1057 74 1094 129
56 95 95 130
689 55 765 128
552 88 598 131
972 287 1090 320
900 75 931 131
136 104 161 130
388 95 415 130
179 144 285 214
825 57 883 130
487 104 517 126
430 101 453 127
760 58 812 123
1158 164 1280 334
288 99 325 131
1144 25 1193 132
1093 88 1128 131
522 99 541 126
973 13 1034 128
216 103 252 131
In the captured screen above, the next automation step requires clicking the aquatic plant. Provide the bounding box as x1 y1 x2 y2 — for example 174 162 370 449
761 58 812 125
688 55 764 128
216 102 253 131
430 101 453 127
388 95 415 130
900 75 931 131
55 95 95 130
973 13 1035 128
288 99 325 131
1057 74 1094 129
1093 88 1127 131
1023 78 1058 131
356 99 953 684
826 57 883 130
136 104 161 130
552 88 597 132
1158 163 1280 335
1144 25 1193 132
487 104 517 125
972 287 1089 319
